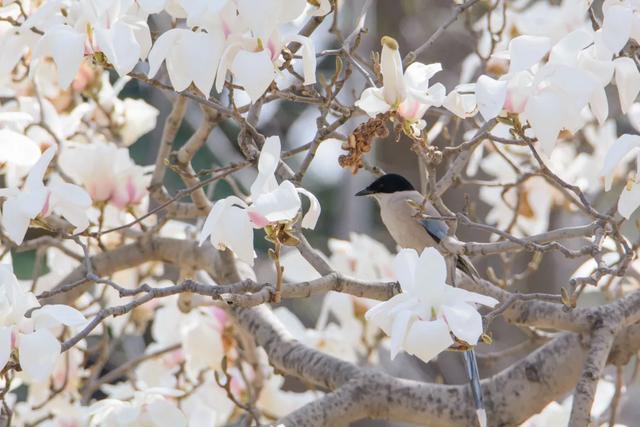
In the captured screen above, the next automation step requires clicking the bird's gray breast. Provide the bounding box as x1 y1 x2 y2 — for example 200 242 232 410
378 192 435 252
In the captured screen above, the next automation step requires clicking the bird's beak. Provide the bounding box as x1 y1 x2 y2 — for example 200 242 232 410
355 188 373 197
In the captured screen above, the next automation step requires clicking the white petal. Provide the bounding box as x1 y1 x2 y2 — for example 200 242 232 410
25 145 56 191
549 28 593 65
296 187 321 229
403 318 453 363
523 89 564 154
618 180 640 218
601 4 633 53
393 248 418 294
614 57 640 114
380 37 406 106
33 304 87 329
249 180 301 223
445 286 499 307
508 35 551 74
476 75 508 121
94 20 140 76
404 62 442 92
219 206 255 265
0 130 41 167
148 29 181 78
250 136 281 199
590 86 609 125
601 134 640 190
629 103 640 132
147 399 188 427
18 329 61 382
441 302 483 345
285 35 316 85
414 247 448 302
389 309 413 360
188 31 225 96
355 87 391 117
231 49 275 102
32 25 85 89
2 196 36 245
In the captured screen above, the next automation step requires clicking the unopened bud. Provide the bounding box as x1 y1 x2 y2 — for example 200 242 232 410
381 36 399 51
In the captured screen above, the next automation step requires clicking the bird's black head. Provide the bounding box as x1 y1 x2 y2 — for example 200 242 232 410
355 173 415 196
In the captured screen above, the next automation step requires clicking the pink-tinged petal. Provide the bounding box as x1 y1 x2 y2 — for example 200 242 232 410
249 180 301 223
508 35 551 74
601 134 640 190
32 304 87 329
476 75 508 121
404 62 442 92
403 318 453 363
231 49 275 103
18 329 61 382
0 327 12 373
618 180 640 218
389 310 413 360
380 36 406 106
355 87 391 117
614 57 640 114
0 130 41 167
523 89 564 154
441 302 483 345
392 249 418 294
31 25 85 89
296 187 321 229
250 136 281 199
601 4 633 54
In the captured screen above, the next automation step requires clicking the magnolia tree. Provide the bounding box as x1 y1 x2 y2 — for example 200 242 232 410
2 0 640 426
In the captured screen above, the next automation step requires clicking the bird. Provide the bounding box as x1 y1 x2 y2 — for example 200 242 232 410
356 172 486 427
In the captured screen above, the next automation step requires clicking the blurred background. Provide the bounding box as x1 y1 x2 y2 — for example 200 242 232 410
12 0 636 424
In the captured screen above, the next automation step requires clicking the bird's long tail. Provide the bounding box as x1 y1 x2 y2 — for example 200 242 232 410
463 349 486 427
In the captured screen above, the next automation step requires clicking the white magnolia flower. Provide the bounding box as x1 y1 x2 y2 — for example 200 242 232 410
210 0 315 102
356 36 445 134
30 1 153 87
365 248 498 362
90 387 187 427
0 264 86 383
0 145 92 244
58 140 149 210
476 33 600 153
199 136 321 265
601 134 640 218
148 28 225 96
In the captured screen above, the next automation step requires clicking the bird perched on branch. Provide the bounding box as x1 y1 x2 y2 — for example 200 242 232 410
356 173 486 427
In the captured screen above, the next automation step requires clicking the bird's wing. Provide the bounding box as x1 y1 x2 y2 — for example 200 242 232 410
419 216 480 280
419 218 448 243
